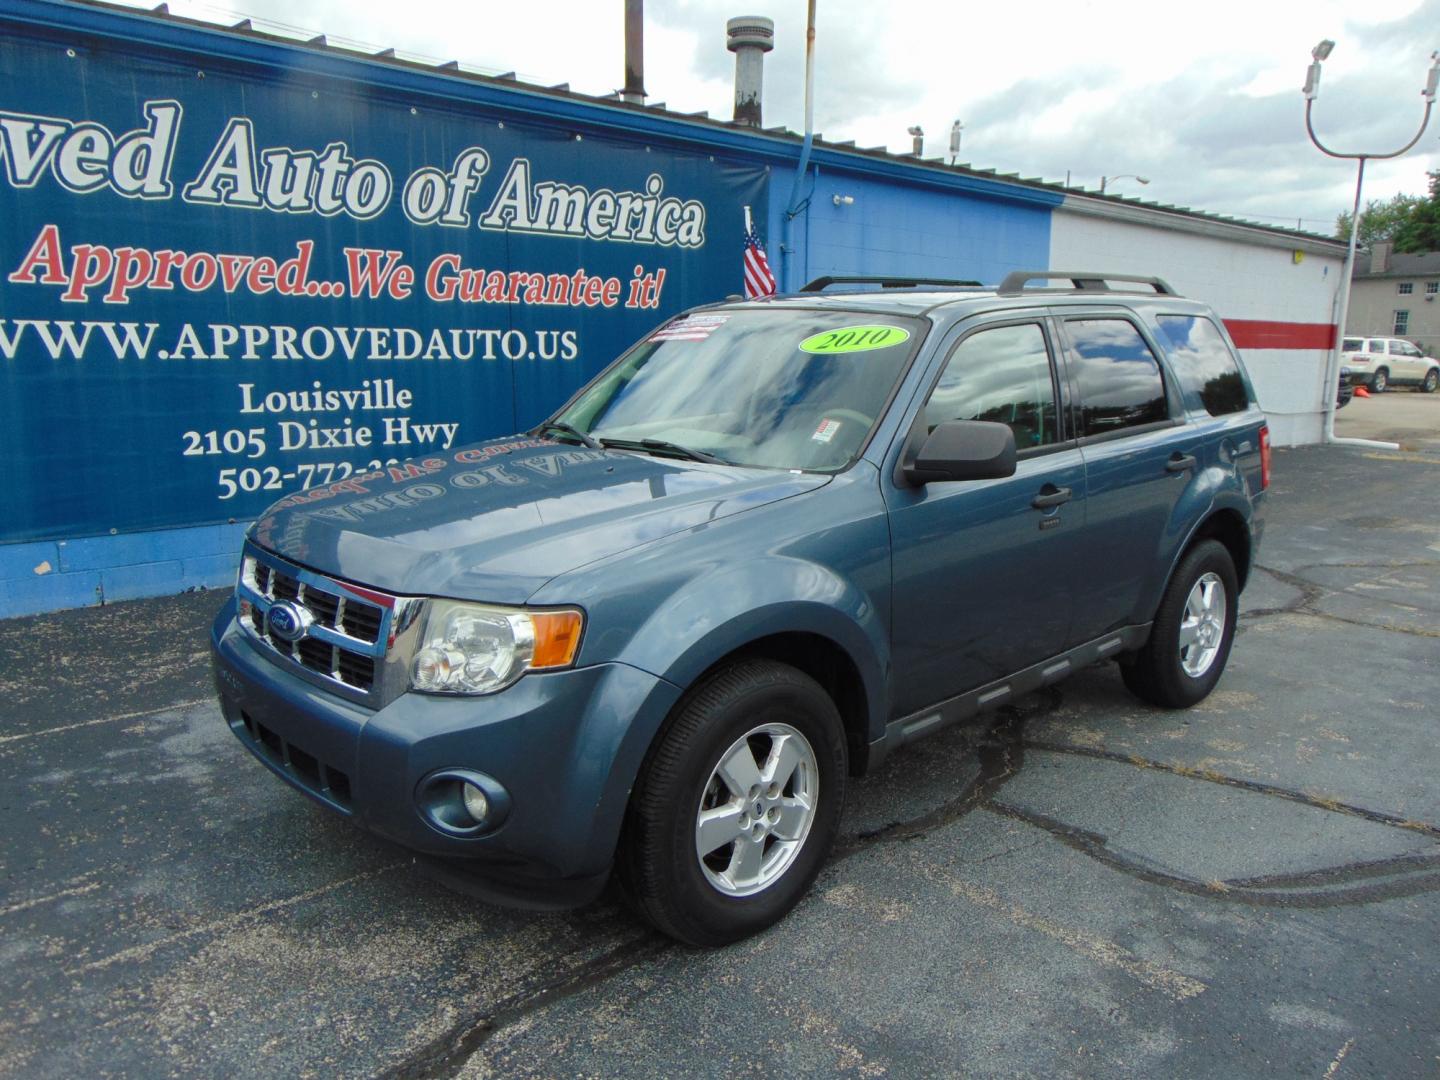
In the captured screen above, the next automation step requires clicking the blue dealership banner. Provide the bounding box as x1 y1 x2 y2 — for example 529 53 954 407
0 18 766 543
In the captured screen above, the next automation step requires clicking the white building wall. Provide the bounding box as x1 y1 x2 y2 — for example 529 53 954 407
1050 202 1347 446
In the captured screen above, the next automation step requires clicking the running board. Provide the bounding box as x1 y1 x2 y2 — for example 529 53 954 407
868 623 1151 769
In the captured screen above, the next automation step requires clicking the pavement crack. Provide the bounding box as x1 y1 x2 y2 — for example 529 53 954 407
64 861 405 974
831 700 1045 862
1322 1037 1356 1079
1245 563 1440 639
0 697 210 745
984 801 1440 909
1022 738 1440 840
1224 851 1440 890
1299 610 1440 640
381 933 669 1080
0 877 101 918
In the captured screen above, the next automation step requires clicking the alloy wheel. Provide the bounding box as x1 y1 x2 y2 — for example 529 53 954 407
1178 571 1227 678
694 723 819 897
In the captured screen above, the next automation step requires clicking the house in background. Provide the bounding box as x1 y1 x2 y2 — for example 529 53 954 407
1350 241 1440 355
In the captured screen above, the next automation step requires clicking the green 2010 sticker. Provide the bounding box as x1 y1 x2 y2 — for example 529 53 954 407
799 325 911 354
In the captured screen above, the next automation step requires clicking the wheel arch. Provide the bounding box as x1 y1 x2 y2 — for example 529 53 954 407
680 630 875 776
1184 506 1253 591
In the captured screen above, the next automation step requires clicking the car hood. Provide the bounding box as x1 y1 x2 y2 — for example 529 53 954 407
248 437 829 602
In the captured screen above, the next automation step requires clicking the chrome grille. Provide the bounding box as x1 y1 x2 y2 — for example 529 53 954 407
236 544 395 702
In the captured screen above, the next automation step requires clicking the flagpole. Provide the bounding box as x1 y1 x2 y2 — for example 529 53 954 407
744 205 753 234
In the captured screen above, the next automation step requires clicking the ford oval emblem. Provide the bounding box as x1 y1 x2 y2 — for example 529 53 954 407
265 600 312 643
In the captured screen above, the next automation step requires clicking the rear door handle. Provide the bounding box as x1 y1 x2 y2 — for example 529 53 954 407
1031 485 1072 509
1166 454 1197 473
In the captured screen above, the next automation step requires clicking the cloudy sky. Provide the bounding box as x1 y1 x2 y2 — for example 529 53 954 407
115 0 1440 236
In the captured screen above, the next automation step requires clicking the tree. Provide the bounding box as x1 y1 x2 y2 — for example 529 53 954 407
1392 170 1440 254
1335 192 1423 246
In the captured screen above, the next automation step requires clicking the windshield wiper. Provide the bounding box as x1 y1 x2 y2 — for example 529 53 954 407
598 437 729 465
535 421 600 448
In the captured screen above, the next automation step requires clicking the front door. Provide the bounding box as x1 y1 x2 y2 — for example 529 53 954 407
886 318 1084 718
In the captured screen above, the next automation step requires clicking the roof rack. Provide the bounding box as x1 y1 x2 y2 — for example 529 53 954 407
996 271 1177 297
801 275 984 293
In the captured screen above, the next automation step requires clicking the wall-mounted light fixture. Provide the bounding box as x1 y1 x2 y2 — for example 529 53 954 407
832 194 854 206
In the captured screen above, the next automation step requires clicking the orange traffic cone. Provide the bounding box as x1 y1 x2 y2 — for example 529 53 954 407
1354 386 1370 397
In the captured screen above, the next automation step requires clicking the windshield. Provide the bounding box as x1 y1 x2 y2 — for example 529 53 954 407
554 309 926 470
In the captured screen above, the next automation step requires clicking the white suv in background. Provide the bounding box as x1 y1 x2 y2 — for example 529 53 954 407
1340 336 1440 393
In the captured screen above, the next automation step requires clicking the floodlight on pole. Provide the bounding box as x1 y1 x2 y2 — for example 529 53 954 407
1100 174 1149 194
1303 39 1335 100
1303 41 1439 451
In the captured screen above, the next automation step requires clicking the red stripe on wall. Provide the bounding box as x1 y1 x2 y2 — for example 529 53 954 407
1222 320 1336 350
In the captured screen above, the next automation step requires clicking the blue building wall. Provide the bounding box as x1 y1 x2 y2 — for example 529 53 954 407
797 169 1051 286
0 0 1057 619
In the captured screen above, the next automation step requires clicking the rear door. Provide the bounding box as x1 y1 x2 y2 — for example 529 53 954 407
1056 310 1196 642
885 315 1084 716
1391 339 1426 380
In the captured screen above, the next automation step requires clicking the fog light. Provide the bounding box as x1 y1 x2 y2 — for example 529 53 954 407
461 781 489 823
415 769 511 838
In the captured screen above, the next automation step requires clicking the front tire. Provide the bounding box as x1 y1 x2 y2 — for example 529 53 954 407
1422 369 1438 394
617 660 846 946
1122 540 1239 709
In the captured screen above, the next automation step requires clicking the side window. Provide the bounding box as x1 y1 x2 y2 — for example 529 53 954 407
924 322 1059 452
1154 315 1249 416
1064 318 1169 438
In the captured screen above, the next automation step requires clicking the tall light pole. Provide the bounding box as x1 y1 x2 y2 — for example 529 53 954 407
1304 40 1439 450
1100 174 1149 194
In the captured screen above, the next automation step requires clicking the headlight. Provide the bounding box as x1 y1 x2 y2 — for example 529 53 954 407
410 600 584 695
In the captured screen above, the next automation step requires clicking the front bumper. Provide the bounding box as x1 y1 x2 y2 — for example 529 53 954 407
211 598 682 906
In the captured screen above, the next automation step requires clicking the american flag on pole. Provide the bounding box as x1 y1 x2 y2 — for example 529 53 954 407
742 206 777 298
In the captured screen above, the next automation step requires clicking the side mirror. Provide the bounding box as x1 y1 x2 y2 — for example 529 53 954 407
902 419 1017 485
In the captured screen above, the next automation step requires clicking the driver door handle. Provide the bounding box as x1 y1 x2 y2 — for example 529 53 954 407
1166 453 1198 473
1031 485 1072 509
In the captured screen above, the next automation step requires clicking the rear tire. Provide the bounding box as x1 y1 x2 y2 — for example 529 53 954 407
1122 540 1238 709
617 659 846 946
1372 368 1389 393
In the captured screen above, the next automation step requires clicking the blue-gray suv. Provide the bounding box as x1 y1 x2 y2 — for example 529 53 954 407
211 271 1270 945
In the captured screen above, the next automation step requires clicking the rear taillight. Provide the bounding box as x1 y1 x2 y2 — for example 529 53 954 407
1258 425 1271 490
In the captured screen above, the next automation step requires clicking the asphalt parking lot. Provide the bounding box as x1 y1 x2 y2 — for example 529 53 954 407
3 401 1438 1078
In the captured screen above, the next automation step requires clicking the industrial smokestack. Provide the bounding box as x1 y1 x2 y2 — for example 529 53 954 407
622 0 646 104
727 15 774 127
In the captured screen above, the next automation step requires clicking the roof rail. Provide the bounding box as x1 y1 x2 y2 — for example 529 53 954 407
996 270 1177 297
801 275 983 292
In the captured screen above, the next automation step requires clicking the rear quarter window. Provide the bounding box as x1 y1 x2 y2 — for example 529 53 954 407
1154 315 1250 417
